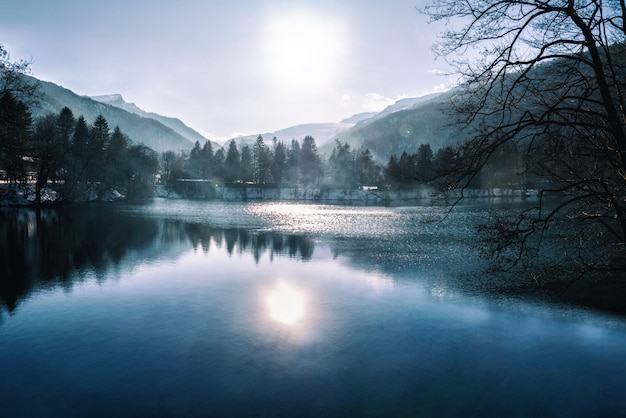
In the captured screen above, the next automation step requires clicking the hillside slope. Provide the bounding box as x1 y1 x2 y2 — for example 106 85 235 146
29 78 196 153
91 94 219 150
322 92 464 161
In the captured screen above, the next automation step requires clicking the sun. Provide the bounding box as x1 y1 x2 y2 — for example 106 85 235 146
262 11 348 91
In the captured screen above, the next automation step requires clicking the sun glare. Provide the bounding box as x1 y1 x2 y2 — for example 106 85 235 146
262 11 347 90
267 282 305 326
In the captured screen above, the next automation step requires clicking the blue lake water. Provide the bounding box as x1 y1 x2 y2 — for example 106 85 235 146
1 199 625 417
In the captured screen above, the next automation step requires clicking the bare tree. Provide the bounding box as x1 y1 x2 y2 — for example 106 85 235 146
0 45 39 103
422 1 626 282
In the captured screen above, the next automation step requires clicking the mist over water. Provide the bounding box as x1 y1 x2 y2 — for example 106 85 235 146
1 200 625 417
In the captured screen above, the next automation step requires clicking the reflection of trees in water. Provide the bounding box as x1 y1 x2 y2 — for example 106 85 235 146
0 207 314 313
185 223 314 262
0 206 160 312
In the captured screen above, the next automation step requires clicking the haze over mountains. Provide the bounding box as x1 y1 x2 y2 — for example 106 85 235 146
222 93 452 159
323 92 460 160
30 75 454 161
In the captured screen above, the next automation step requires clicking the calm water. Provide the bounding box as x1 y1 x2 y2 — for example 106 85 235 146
1 199 625 417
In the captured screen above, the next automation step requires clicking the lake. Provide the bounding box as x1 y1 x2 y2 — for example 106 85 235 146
1 199 625 417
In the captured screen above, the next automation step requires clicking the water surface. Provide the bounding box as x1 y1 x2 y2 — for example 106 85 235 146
1 200 625 417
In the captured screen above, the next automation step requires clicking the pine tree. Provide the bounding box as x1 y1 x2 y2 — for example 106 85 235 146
253 135 272 184
104 126 129 192
271 140 287 186
300 136 321 186
285 139 301 186
201 140 214 179
224 140 240 182
88 115 110 198
240 144 254 183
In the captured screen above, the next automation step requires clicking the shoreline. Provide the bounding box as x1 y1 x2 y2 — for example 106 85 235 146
1 183 539 207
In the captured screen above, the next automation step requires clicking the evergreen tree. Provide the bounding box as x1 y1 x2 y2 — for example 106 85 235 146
56 107 75 150
90 115 110 152
201 140 214 179
213 148 226 182
224 139 240 182
271 140 287 186
355 147 379 186
384 155 400 185
61 115 90 200
240 144 254 182
414 143 433 182
30 114 58 205
48 107 75 186
187 140 203 178
300 136 322 186
432 146 457 191
397 151 415 185
285 139 301 185
104 126 129 192
328 140 354 189
0 91 31 184
72 115 90 158
253 135 272 184
88 115 110 197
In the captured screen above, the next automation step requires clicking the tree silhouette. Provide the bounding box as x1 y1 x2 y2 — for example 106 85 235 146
271 139 287 185
423 1 626 278
224 139 240 182
253 135 272 184
0 91 31 184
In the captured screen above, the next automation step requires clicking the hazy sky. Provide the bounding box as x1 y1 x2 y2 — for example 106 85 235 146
1 0 451 140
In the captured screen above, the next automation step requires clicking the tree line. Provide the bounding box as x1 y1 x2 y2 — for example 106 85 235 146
161 135 474 197
161 135 324 192
0 93 159 204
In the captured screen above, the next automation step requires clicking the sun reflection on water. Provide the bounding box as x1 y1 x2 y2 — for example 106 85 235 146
266 282 305 326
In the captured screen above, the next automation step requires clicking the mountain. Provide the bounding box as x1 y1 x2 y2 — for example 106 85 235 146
361 94 442 126
340 112 377 124
226 122 355 149
91 94 219 150
29 78 197 153
320 92 460 161
30 73 453 159
225 92 452 161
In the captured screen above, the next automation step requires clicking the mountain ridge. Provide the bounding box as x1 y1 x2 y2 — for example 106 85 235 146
226 122 355 149
28 78 198 153
223 93 445 154
30 75 451 160
90 94 220 150
320 91 460 161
